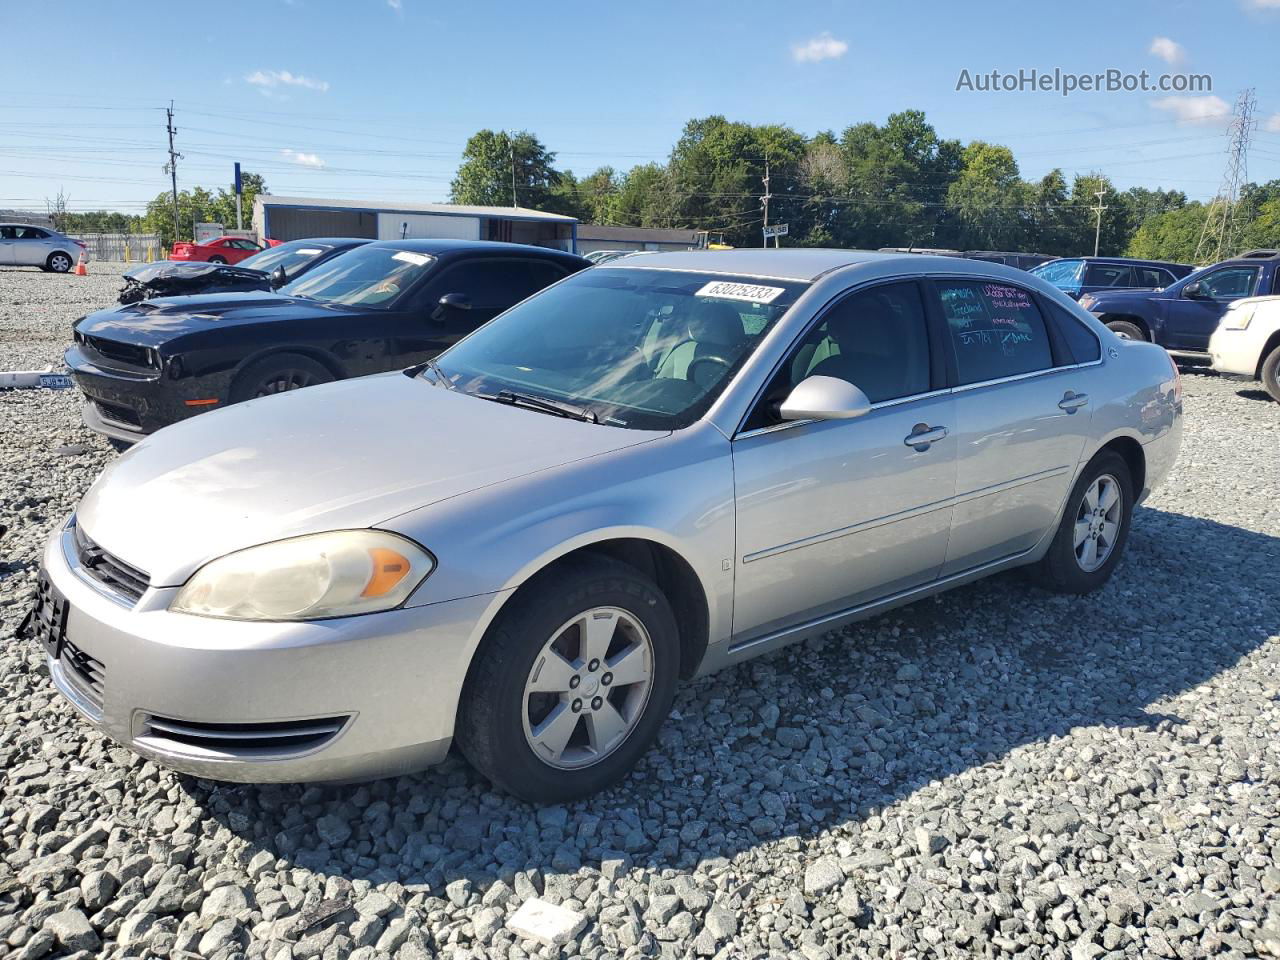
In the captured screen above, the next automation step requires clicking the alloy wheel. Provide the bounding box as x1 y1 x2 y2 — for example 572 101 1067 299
50 254 71 272
254 370 319 397
1073 473 1122 572
522 606 655 770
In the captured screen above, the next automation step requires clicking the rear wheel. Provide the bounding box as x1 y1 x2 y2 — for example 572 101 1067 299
47 252 73 273
1029 450 1134 594
1261 343 1280 403
1105 319 1146 341
456 557 680 803
208 255 227 264
229 353 335 403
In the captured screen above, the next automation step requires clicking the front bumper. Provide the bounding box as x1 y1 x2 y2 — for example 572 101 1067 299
39 519 498 782
1207 327 1259 379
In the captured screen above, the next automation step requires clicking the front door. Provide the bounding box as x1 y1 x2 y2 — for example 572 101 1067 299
930 278 1094 575
732 280 957 642
1165 265 1261 350
0 226 15 265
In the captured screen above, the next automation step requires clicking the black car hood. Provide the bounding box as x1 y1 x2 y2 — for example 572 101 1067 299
119 262 272 305
77 293 354 347
123 261 267 284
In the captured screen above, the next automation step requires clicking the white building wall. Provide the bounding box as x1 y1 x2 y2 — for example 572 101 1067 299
377 213 480 241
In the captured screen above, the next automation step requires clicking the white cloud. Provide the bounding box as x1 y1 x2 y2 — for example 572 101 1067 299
1243 0 1280 8
1266 113 1280 132
245 69 329 93
1148 36 1185 65
791 32 848 64
387 0 402 9
1151 94 1232 126
280 149 325 168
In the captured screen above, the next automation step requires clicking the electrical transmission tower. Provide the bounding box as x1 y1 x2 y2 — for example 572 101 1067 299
1195 88 1256 265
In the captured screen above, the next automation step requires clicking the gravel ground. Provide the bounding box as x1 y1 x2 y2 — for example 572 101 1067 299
2 261 1279 960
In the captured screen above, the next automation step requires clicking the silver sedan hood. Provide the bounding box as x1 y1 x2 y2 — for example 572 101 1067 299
77 373 664 586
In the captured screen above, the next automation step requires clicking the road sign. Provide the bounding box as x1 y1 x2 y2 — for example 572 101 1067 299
762 223 789 239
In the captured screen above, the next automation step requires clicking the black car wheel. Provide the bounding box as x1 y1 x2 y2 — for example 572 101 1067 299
230 353 335 403
1261 343 1280 404
1105 319 1146 341
208 255 227 264
47 252 73 273
456 555 680 803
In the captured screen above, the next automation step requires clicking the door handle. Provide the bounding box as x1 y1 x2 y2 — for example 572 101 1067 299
1058 391 1089 413
904 424 948 450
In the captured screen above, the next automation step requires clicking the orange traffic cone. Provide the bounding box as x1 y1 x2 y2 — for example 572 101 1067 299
73 251 87 276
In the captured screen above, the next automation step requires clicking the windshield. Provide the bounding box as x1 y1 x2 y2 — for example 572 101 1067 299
1031 259 1083 288
430 267 810 430
239 240 337 278
281 245 434 307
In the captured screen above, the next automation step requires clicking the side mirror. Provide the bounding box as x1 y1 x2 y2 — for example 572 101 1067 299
439 292 472 311
269 265 287 289
1183 280 1203 298
779 376 872 422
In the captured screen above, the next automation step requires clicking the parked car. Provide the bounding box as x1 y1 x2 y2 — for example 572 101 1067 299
170 236 265 264
1209 295 1280 402
0 223 87 272
118 238 371 304
67 239 587 447
1031 256 1193 301
1077 250 1280 349
29 249 1182 801
963 250 1056 271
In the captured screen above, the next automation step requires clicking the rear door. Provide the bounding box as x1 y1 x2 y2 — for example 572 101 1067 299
931 278 1095 575
1164 265 1261 349
13 226 52 266
1081 262 1134 296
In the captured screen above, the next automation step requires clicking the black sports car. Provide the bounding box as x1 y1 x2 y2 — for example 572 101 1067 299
69 239 589 447
117 238 371 304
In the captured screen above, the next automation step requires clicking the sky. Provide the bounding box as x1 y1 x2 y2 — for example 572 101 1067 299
3 0 1280 218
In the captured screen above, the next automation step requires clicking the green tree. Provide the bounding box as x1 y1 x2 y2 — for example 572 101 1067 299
450 130 561 210
1066 174 1126 256
611 163 674 227
944 141 1030 250
142 171 268 248
1125 203 1208 262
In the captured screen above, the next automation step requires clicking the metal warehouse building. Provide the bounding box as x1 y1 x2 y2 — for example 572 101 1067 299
575 225 698 255
252 195 578 251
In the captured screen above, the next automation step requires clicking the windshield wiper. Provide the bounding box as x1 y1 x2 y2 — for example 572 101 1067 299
403 357 455 389
490 390 597 423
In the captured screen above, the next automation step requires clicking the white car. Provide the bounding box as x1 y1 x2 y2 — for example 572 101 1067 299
1209 296 1280 402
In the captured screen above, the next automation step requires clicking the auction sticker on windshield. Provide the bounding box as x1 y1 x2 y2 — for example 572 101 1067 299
393 251 432 266
695 280 785 304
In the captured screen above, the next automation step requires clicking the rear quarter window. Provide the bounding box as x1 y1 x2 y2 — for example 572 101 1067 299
936 280 1055 384
1045 302 1102 364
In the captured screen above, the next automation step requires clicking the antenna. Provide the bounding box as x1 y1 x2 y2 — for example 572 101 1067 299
1195 88 1256 265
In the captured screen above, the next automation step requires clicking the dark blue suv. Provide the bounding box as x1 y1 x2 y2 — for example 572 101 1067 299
1076 250 1280 351
1030 256 1193 301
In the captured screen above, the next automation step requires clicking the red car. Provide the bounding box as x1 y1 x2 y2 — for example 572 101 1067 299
169 236 265 265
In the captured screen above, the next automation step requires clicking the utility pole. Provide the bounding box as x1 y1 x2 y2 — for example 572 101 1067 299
509 131 518 208
1196 88 1256 264
760 158 771 248
165 101 182 244
1091 188 1107 257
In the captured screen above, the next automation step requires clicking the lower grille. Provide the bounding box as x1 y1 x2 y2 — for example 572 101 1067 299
74 522 149 603
60 638 106 711
136 715 351 758
93 400 142 430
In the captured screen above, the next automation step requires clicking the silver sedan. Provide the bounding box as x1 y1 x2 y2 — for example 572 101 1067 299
29 250 1182 802
0 222 86 272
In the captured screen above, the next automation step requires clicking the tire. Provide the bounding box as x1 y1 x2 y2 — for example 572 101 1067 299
107 437 134 452
1261 343 1280 404
47 252 73 273
1029 450 1134 594
456 556 680 803
209 256 227 264
229 352 335 403
1105 319 1146 342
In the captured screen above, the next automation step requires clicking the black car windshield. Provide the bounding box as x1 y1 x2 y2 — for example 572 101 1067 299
239 240 337 278
432 267 810 430
281 246 435 307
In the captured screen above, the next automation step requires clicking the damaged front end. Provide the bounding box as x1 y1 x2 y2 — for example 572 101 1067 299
118 262 270 305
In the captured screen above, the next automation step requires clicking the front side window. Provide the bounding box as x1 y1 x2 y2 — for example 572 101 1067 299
432 268 809 430
1031 259 1083 289
937 280 1054 385
282 246 436 308
1196 267 1260 300
1084 263 1134 288
13 226 48 240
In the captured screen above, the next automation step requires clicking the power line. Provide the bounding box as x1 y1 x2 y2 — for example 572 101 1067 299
1195 88 1257 265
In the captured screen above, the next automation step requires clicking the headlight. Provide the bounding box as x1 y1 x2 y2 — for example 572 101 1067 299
1222 305 1254 330
171 530 434 621
1078 295 1096 310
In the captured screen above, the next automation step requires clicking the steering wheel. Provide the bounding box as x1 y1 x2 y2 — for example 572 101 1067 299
686 354 731 384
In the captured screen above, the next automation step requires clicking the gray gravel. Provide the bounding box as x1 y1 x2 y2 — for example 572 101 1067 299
2 261 1279 959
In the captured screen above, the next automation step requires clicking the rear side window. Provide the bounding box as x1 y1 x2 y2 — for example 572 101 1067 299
1033 259 1082 289
1084 263 1133 287
1045 303 1101 363
936 280 1054 384
1135 267 1173 287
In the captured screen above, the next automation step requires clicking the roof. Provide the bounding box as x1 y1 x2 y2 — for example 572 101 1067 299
365 238 586 260
254 194 577 223
604 248 923 281
575 225 698 243
1052 255 1193 268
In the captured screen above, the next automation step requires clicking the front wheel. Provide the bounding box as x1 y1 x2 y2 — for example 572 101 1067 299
456 557 680 803
1261 343 1280 404
1029 451 1134 594
229 352 335 403
1105 319 1146 342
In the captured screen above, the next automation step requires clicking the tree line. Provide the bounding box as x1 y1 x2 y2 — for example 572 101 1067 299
450 111 1280 264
